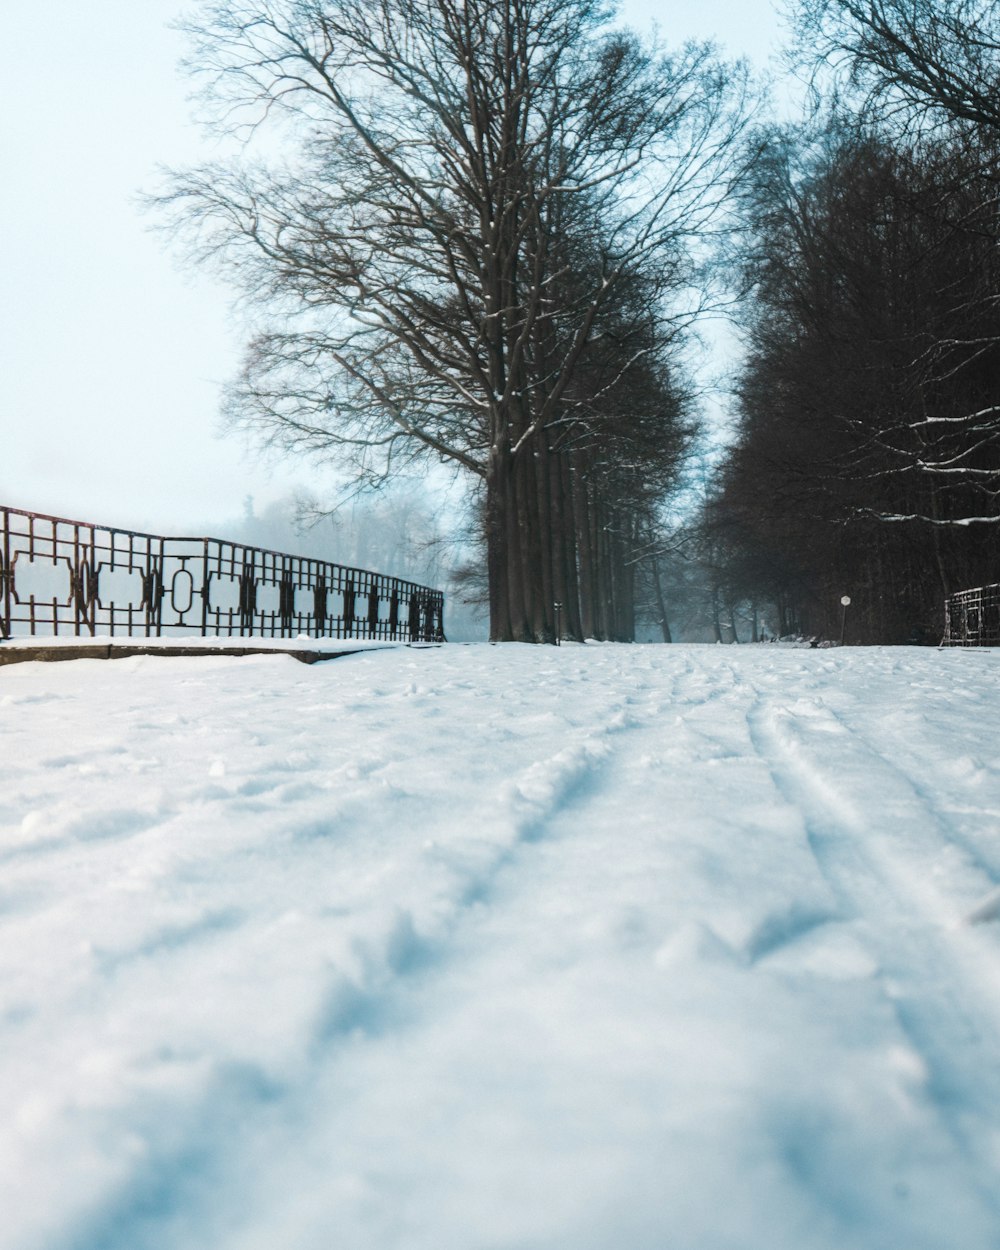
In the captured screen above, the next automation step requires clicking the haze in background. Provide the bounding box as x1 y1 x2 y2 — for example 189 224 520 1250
1 0 785 537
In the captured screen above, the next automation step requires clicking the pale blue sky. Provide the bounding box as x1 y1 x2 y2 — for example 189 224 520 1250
1 0 787 534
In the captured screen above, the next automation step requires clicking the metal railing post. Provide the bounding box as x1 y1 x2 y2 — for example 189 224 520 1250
0 507 10 640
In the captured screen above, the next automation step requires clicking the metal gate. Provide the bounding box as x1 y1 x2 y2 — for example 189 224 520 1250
942 584 1000 647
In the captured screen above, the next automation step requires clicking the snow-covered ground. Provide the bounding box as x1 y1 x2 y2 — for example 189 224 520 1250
3 643 1000 1250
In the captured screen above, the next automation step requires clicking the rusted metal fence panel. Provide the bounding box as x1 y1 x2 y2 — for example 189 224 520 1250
943 583 1000 647
0 505 445 643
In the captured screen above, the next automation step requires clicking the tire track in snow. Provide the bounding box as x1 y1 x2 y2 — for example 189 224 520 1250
747 690 1000 1215
746 689 1000 928
823 700 1000 913
310 721 624 1039
53 672 640 1250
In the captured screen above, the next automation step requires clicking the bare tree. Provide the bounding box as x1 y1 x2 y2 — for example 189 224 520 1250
779 0 1000 535
157 0 754 640
792 0 1000 134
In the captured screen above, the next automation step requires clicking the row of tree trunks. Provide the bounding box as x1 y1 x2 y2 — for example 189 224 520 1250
486 431 645 642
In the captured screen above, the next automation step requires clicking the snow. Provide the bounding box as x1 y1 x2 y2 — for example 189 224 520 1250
3 642 1000 1249
0 636 404 652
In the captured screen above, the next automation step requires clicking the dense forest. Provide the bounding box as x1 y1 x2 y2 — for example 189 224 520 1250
163 0 1000 643
672 0 1000 645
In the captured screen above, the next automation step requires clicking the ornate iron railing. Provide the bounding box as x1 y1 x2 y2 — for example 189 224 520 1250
943 583 1000 647
0 505 445 643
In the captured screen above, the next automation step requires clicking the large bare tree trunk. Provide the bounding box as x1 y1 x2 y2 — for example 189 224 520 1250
573 460 595 640
552 448 581 641
650 554 673 642
525 440 553 643
486 448 513 642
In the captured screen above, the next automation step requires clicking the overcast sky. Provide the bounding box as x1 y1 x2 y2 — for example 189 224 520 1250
1 0 788 536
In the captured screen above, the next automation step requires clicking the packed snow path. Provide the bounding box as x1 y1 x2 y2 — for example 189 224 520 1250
3 644 1000 1250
